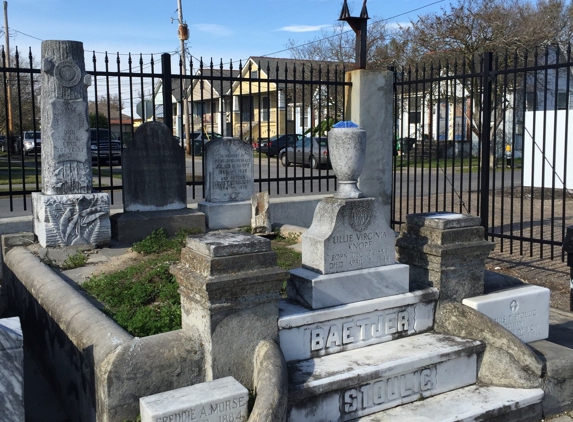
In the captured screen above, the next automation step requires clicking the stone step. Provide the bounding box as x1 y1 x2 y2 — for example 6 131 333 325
354 385 544 421
287 333 485 422
279 288 439 362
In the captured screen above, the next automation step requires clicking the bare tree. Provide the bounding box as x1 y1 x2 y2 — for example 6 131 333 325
287 20 402 69
396 0 573 166
0 47 40 138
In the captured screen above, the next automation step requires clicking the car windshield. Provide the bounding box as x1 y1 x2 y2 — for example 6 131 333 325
92 130 118 141
25 132 40 139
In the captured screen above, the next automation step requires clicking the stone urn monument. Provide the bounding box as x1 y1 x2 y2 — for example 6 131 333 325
328 121 367 199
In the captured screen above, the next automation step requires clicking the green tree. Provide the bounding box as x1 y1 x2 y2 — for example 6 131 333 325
90 112 109 129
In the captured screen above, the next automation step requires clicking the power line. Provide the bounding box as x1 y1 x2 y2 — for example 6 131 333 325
260 0 447 58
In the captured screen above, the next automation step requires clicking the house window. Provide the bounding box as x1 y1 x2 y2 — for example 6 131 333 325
557 92 569 110
261 96 269 122
526 92 538 111
250 70 258 79
241 96 254 122
300 107 310 128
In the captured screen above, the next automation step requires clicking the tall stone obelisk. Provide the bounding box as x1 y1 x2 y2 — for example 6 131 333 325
32 40 110 247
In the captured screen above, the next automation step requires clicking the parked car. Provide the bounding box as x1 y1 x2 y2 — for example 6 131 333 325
0 134 5 152
258 134 306 157
279 136 330 169
176 131 223 154
22 131 41 156
90 128 122 165
191 131 222 155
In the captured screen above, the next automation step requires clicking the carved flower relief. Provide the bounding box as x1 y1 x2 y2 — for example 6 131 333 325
44 195 109 244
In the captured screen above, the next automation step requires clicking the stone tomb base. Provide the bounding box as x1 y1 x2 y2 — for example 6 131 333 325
110 208 206 245
198 200 251 230
32 192 111 247
287 264 409 309
462 285 550 343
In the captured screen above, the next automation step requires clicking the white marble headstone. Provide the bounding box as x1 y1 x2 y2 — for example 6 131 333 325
204 138 254 203
462 285 550 343
140 376 249 422
302 197 395 275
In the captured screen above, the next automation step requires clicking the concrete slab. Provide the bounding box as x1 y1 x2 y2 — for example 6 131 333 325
359 385 543 422
288 333 484 422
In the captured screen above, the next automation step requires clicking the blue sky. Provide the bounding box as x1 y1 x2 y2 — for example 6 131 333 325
8 0 447 64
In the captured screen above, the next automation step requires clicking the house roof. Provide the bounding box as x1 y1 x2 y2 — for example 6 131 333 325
88 102 132 124
155 69 241 102
245 56 347 81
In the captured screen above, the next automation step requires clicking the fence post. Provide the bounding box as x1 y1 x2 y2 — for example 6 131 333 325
480 52 493 238
161 53 173 134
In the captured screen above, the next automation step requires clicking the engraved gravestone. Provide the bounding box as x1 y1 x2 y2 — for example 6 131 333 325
288 124 408 309
123 121 186 211
205 138 253 203
32 40 110 247
140 377 249 422
302 197 395 275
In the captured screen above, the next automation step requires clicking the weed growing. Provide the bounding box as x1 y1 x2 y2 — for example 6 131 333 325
61 251 88 270
273 245 302 270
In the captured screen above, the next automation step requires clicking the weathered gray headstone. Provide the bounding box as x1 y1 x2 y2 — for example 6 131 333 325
123 121 186 211
205 138 253 203
0 317 24 422
32 40 110 247
198 137 254 229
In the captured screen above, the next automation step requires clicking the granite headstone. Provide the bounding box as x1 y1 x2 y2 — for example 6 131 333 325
123 121 186 211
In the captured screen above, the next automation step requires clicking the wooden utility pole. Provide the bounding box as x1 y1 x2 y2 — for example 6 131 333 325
177 0 191 154
3 1 13 146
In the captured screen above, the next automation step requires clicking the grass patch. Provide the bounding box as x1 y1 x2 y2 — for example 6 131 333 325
132 228 200 254
83 251 182 337
273 245 302 270
83 228 200 337
83 228 300 337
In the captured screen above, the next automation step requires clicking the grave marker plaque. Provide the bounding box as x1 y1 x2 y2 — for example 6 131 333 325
140 376 249 422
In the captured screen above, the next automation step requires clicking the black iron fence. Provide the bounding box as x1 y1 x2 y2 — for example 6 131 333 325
392 45 573 260
0 48 347 211
3 43 573 262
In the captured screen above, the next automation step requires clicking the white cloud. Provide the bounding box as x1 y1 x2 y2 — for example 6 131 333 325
276 25 329 33
193 24 233 37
